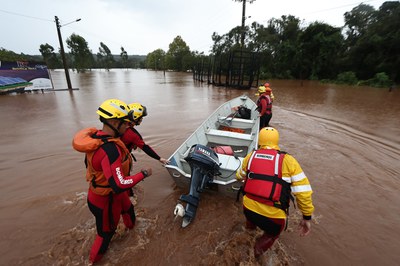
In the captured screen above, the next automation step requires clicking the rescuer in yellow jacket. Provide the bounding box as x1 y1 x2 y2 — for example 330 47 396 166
236 127 314 258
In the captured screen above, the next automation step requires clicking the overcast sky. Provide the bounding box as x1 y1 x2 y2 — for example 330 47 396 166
0 0 388 56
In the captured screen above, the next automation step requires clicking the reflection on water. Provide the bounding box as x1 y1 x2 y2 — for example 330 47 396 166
0 70 399 265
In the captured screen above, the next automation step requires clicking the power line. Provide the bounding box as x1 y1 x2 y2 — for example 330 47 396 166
260 0 383 22
0 7 135 54
304 0 379 15
0 8 52 22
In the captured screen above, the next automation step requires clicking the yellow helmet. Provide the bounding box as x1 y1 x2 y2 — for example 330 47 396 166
128 103 147 123
258 127 280 149
96 99 131 122
255 85 266 96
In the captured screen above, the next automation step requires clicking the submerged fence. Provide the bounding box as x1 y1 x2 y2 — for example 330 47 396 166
193 50 260 89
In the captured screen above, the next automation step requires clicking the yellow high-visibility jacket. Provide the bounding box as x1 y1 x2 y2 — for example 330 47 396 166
236 148 314 219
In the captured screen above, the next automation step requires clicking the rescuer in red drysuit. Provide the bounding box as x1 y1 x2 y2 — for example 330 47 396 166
72 99 152 264
256 85 273 130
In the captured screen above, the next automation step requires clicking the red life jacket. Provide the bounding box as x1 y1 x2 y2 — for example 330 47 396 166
243 149 291 211
256 95 272 114
72 127 132 196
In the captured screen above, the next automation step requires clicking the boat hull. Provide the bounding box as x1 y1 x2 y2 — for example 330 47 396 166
166 95 259 198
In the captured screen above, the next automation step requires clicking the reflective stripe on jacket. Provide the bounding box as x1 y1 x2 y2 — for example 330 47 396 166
237 148 314 219
244 149 291 211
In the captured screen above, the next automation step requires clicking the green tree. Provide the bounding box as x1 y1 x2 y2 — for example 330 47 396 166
0 48 34 61
120 47 129 69
146 49 166 70
244 15 302 79
97 42 115 71
298 22 344 80
66 33 93 72
344 3 375 47
39 43 61 69
344 2 399 83
270 15 302 79
165 36 192 71
211 26 242 55
368 1 400 82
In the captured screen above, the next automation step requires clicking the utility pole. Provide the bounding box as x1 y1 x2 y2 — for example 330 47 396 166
237 0 254 47
241 0 246 47
234 1 254 87
55 16 81 90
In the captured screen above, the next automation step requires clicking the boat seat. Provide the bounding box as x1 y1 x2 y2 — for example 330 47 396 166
179 153 243 176
216 153 243 172
206 129 253 146
218 116 255 129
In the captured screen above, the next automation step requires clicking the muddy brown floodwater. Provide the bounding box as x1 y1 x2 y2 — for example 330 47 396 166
0 70 399 266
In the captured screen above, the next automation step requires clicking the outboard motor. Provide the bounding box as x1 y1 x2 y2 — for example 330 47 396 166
177 144 220 227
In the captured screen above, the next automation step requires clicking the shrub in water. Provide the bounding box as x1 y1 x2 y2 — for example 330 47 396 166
337 71 358 85
370 72 392 88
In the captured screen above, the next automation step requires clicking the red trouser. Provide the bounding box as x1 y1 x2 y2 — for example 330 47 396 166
87 189 136 263
243 206 286 258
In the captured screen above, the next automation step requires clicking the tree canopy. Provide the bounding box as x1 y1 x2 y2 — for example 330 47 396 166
97 42 115 71
66 33 93 72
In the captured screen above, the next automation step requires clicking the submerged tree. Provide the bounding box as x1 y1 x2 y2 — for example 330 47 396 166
120 47 129 69
165 36 192 71
39 43 61 69
146 49 166 70
97 42 115 71
66 33 93 72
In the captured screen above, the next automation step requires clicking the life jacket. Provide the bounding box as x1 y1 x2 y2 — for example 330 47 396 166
256 94 272 114
243 149 292 211
72 127 132 196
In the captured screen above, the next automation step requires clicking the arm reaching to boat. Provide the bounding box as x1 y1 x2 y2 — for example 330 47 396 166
121 102 170 165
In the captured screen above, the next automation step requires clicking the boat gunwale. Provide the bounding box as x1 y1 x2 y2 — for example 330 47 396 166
166 95 259 190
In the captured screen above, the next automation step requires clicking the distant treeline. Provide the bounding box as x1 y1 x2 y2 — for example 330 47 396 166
1 1 398 88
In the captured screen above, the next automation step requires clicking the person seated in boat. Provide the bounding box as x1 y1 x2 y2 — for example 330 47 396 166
236 127 314 259
72 98 153 264
256 85 273 129
121 102 169 165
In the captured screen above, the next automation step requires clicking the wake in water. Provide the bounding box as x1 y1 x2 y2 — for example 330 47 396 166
20 185 310 265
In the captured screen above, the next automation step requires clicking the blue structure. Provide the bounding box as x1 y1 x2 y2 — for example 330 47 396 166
0 76 32 94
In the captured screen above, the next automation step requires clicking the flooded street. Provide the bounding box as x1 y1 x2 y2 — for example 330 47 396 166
0 69 399 265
